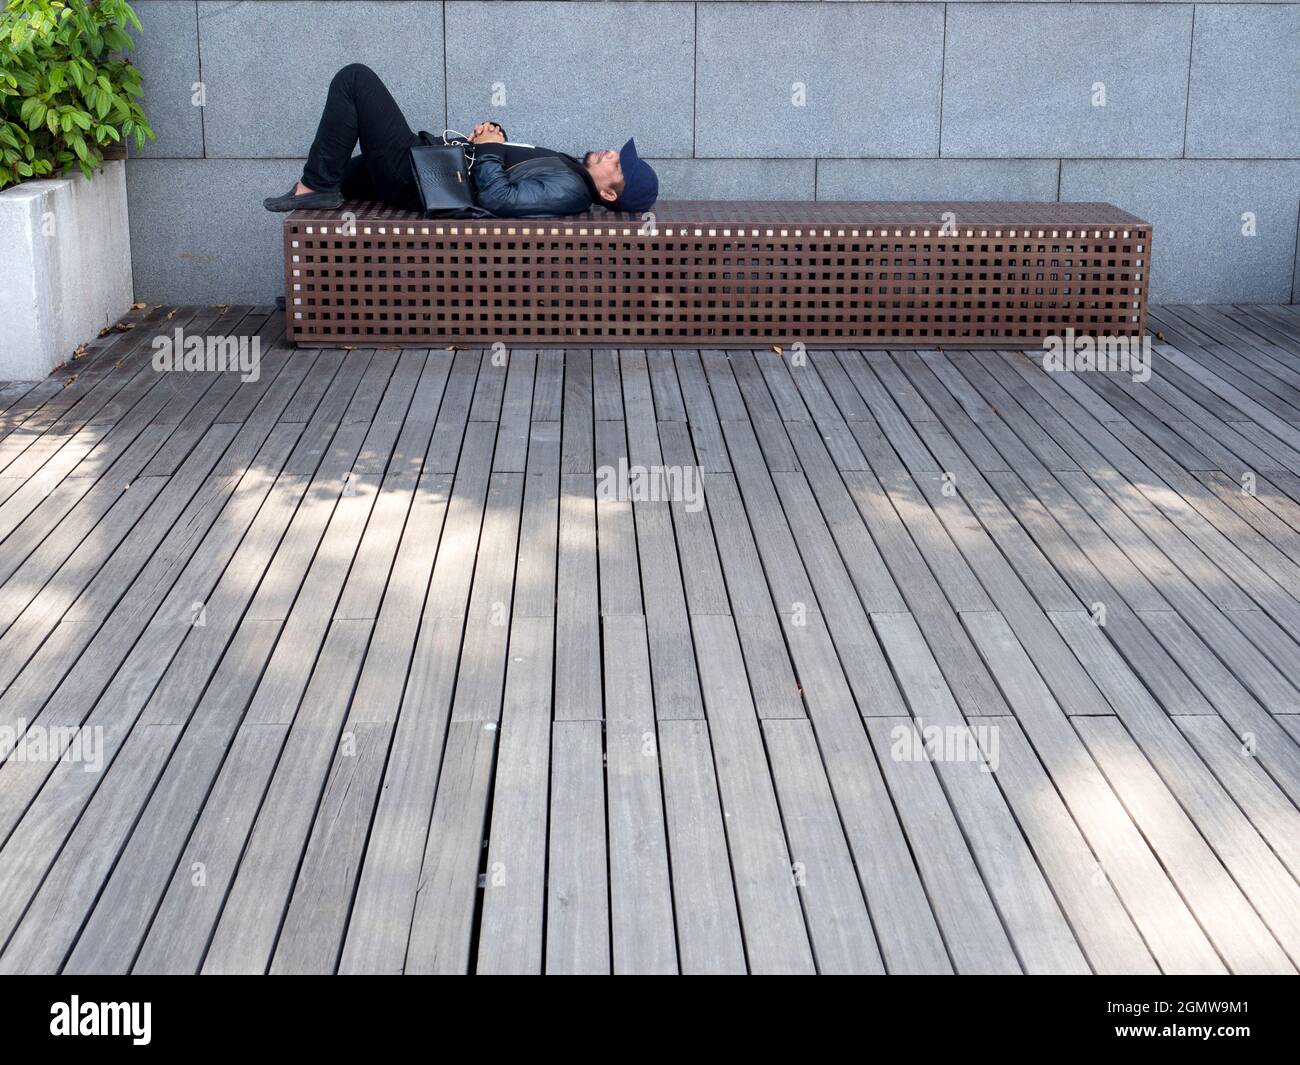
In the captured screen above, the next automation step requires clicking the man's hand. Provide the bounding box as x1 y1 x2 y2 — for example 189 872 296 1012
468 122 505 144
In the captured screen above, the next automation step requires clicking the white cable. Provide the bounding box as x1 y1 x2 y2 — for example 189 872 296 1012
441 129 477 171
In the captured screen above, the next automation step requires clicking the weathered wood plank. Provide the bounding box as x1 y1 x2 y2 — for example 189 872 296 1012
655 420 730 614
673 350 731 472
603 615 677 973
546 720 610 974
962 609 1226 973
200 618 373 974
451 472 525 723
862 716 1019 975
1052 610 1300 966
872 611 1088 974
980 716 1157 974
475 616 554 974
0 722 179 975
560 350 594 474
1176 714 1300 882
645 350 687 422
37 368 371 971
761 717 885 974
425 350 482 473
1074 716 1294 973
1137 608 1300 801
770 470 907 716
404 720 499 974
493 349 536 472
265 472 455 973
336 618 462 974
594 420 642 616
0 371 357 956
63 619 282 974
690 614 814 973
512 421 560 618
268 719 390 974
840 468 1010 718
554 473 601 720
531 349 564 423
656 718 746 974
632 502 704 719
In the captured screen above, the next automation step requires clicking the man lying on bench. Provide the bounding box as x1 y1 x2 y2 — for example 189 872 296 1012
263 63 658 218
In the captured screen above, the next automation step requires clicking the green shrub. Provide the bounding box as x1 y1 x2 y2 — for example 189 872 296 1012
0 0 153 190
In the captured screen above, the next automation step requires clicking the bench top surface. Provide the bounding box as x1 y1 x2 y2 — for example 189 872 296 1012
287 199 1149 227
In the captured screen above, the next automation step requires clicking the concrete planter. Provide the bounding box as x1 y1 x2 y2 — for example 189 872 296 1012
0 160 133 381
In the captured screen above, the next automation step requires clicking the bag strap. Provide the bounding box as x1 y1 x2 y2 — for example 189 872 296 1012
417 129 477 172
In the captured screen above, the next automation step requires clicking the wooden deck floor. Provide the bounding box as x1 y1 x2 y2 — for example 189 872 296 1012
2 304 1300 974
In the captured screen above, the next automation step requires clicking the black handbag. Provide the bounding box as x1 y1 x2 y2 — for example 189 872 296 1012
409 132 493 219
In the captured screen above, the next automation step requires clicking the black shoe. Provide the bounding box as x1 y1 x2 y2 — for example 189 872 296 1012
263 185 344 212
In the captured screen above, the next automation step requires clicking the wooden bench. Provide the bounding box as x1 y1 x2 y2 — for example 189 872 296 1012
282 200 1150 348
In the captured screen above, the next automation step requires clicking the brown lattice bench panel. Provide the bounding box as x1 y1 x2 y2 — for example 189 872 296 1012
282 200 1150 348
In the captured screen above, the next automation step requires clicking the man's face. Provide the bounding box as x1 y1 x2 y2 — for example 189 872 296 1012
583 149 625 204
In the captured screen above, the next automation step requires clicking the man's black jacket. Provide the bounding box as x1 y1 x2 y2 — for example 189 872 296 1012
470 142 595 217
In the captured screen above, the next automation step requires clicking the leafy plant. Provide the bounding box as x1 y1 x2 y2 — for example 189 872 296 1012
0 0 153 189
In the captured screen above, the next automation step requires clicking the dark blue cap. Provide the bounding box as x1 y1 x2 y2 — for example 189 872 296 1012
617 138 658 212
